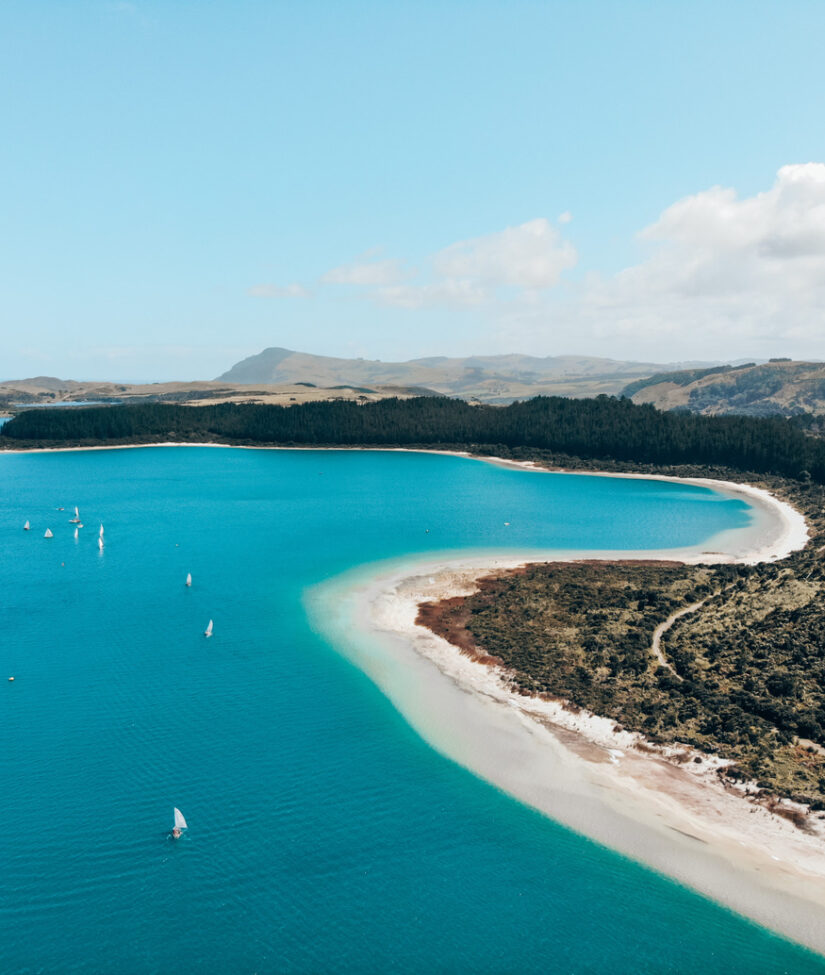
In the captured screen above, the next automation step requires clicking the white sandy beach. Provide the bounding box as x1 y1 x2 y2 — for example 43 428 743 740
305 461 825 956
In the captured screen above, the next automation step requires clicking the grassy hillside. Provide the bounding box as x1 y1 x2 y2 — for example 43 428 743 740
624 360 825 416
0 378 432 413
217 347 714 403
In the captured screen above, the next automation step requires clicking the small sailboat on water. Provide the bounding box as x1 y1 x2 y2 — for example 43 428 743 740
99 524 104 539
204 619 213 638
74 527 79 540
185 572 192 587
44 528 53 538
172 807 187 839
69 506 80 524
98 536 104 551
23 520 30 531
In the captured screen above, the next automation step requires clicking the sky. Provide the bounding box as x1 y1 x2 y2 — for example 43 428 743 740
2 0 825 381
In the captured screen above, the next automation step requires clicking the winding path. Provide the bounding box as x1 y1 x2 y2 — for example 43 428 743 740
649 600 707 678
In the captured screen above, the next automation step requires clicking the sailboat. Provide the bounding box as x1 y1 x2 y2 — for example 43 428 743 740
99 524 104 539
185 573 192 587
69 507 80 524
172 807 187 839
204 619 213 638
98 536 104 551
44 528 53 538
74 527 79 540
23 520 30 531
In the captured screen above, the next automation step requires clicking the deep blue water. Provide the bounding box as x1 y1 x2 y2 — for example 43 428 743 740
0 447 822 974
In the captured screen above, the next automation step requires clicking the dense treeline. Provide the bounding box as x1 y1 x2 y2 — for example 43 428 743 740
4 396 825 482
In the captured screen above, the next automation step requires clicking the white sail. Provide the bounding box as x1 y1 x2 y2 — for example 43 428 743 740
173 807 187 830
185 573 192 587
74 527 79 540
74 507 79 518
99 524 104 538
98 536 104 550
44 528 53 538
23 520 30 530
204 619 213 637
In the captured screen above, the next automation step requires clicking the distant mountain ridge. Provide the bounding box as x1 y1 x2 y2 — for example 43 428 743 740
623 360 825 416
217 347 718 403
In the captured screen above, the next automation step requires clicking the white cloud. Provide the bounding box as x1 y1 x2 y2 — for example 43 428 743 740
247 283 310 299
432 218 577 290
567 163 825 353
321 259 408 286
374 278 488 309
320 218 578 311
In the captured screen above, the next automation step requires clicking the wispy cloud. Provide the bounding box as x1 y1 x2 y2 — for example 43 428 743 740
247 283 310 299
432 218 576 291
321 258 409 286
320 218 578 311
372 278 488 310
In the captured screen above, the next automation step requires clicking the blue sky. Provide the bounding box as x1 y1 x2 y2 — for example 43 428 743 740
2 1 825 380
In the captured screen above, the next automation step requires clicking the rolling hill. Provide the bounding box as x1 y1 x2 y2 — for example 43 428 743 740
217 348 715 403
0 378 433 413
623 360 825 416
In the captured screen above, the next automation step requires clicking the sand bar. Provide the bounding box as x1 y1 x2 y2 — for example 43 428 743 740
305 463 825 956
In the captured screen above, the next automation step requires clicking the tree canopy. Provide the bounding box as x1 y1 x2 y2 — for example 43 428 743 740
3 396 824 482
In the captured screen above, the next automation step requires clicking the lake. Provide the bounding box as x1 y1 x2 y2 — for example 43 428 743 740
0 446 821 974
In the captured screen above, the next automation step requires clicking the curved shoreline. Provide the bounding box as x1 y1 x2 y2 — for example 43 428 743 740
0 439 810 557
460 452 810 563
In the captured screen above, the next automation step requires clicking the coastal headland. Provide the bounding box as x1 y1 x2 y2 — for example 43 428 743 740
306 455 825 957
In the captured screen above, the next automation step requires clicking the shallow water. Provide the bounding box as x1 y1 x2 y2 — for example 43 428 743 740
0 447 821 974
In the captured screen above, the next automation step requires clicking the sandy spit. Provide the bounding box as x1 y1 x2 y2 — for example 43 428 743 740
303 457 825 956
310 552 825 957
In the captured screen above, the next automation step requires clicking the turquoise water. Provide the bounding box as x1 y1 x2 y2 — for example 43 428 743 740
0 446 821 974
10 401 121 408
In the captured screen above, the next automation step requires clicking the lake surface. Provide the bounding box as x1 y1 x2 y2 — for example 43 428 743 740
0 446 822 974
11 400 121 407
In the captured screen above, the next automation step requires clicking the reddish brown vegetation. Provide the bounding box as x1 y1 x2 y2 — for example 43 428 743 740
416 591 506 668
